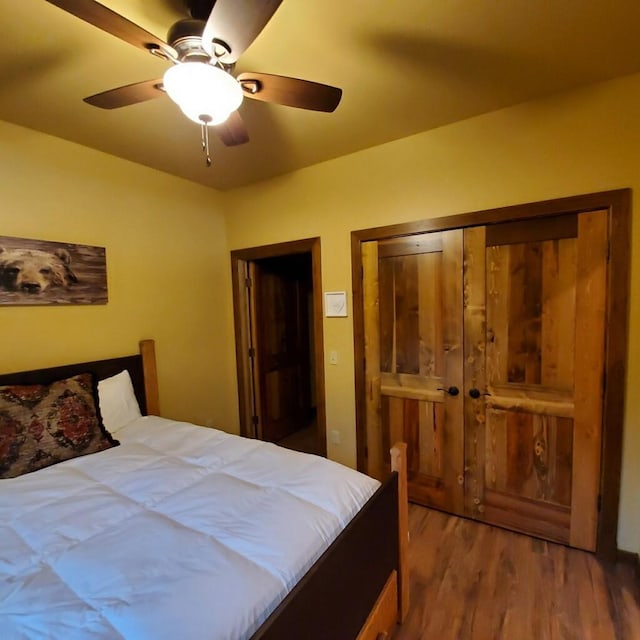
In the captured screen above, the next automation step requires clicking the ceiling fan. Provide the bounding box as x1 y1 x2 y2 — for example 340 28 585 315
44 0 343 165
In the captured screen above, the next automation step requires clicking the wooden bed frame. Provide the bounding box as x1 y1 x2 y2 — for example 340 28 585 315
0 339 409 640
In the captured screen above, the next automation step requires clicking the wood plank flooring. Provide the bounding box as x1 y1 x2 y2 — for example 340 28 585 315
392 505 640 640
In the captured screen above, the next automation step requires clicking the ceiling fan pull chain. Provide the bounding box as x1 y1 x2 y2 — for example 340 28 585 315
200 120 212 167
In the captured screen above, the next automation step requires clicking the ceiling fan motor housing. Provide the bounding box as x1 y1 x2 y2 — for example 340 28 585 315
167 19 209 61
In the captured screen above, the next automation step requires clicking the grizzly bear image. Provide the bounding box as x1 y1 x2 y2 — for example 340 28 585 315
0 247 78 294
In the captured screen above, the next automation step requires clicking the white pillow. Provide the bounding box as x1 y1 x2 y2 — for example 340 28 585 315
98 370 142 433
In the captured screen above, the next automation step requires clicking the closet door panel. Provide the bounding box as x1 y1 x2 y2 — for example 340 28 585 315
363 231 464 513
470 211 607 550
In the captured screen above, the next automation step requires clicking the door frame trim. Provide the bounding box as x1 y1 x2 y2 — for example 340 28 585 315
351 189 631 560
231 237 327 456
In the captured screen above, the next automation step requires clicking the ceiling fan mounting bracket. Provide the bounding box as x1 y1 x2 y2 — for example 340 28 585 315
187 0 216 21
146 44 176 64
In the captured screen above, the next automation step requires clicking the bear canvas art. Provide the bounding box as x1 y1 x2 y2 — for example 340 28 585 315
0 236 107 305
0 247 78 293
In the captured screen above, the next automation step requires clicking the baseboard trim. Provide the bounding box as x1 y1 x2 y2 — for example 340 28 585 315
617 549 640 581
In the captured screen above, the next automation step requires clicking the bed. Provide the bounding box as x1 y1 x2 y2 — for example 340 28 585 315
0 340 408 640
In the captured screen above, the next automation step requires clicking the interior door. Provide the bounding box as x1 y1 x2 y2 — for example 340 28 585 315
464 211 608 550
252 255 312 443
362 231 465 513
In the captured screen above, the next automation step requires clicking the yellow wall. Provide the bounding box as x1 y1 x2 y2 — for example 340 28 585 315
1 71 638 555
225 73 640 554
0 120 237 430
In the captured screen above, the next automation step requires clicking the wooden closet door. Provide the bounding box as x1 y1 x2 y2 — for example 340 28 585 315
362 231 465 513
464 211 608 550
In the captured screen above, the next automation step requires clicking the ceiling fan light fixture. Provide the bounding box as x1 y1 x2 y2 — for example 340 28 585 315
178 104 229 126
163 62 243 125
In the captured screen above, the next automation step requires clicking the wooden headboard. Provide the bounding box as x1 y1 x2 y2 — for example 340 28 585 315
0 339 160 416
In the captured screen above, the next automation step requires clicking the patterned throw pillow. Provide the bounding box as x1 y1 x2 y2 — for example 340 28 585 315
0 373 118 479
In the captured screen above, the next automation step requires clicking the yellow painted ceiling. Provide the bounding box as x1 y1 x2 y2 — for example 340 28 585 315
2 1 640 190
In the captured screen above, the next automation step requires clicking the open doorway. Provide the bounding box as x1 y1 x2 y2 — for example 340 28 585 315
230 238 326 456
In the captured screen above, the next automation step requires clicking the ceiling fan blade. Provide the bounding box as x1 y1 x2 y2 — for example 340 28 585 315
84 79 165 109
45 0 176 58
237 73 342 112
202 0 283 63
214 110 250 146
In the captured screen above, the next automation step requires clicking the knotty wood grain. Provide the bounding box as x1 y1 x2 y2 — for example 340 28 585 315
418 252 442 379
486 244 510 386
507 242 543 384
463 226 487 517
541 238 576 390
571 209 608 551
440 230 465 514
363 241 384 480
394 256 420 375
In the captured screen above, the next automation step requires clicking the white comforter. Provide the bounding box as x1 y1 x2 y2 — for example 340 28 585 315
0 417 379 639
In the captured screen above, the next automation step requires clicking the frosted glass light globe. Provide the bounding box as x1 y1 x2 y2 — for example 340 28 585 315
163 62 243 125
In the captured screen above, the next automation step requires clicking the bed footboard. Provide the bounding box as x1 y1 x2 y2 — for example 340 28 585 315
252 442 408 640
